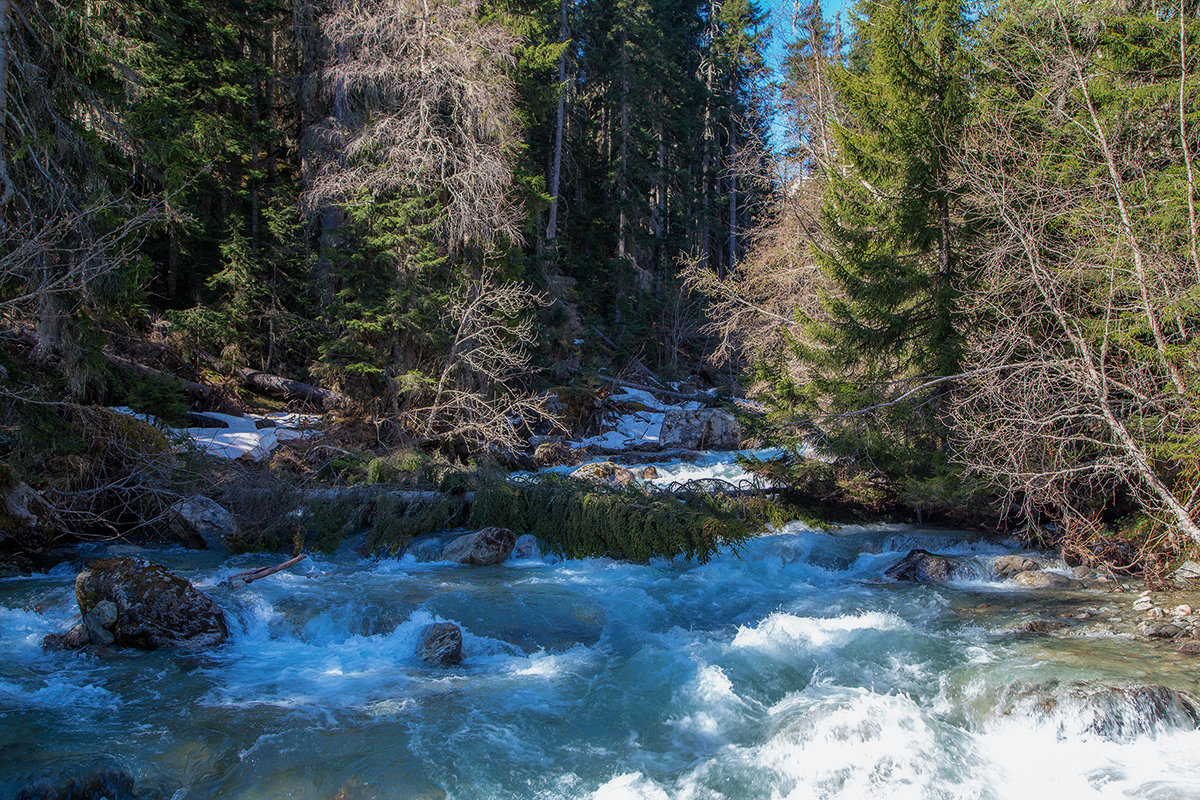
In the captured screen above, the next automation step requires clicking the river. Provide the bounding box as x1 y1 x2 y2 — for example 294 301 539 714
2 473 1200 798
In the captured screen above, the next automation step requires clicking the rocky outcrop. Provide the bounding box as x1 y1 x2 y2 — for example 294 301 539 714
884 549 960 582
569 461 639 487
167 495 239 551
658 409 741 451
1012 570 1081 589
57 557 227 650
416 622 463 666
992 554 1045 579
16 769 137 800
441 527 516 566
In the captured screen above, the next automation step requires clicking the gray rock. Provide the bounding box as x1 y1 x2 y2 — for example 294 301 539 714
167 495 239 551
511 534 546 560
1021 618 1071 633
441 527 517 566
417 622 463 666
74 557 227 650
1143 622 1184 639
569 461 639 487
404 535 453 563
42 624 89 652
1012 570 1081 589
83 600 118 646
1173 560 1200 586
884 549 959 582
641 465 659 480
992 555 1046 579
1180 641 1200 655
659 409 742 451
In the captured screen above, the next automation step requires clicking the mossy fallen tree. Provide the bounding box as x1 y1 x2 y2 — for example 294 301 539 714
469 476 764 563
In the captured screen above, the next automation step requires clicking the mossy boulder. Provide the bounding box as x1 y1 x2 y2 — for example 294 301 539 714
534 440 587 468
441 527 516 566
72 557 227 650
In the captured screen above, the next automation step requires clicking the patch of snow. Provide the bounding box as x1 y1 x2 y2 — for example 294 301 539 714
110 407 319 461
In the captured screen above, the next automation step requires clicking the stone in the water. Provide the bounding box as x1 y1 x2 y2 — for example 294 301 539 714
1174 604 1194 617
16 769 136 800
884 549 959 582
72 557 227 650
992 555 1046 579
569 461 638 487
167 495 239 551
1143 622 1183 639
641 465 659 480
511 534 546 560
1022 618 1070 633
1180 641 1200 655
1012 570 1080 589
1133 598 1156 612
441 527 516 566
658 409 741 450
417 622 463 666
82 600 118 647
42 624 89 652
404 535 453 563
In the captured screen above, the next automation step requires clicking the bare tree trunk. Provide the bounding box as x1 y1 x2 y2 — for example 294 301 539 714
727 120 737 271
545 0 567 241
0 0 13 208
618 24 630 262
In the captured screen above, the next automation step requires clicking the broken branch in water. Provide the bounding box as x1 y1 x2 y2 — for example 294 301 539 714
228 554 307 587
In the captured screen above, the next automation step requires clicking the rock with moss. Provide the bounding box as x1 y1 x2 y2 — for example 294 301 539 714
69 557 227 650
441 527 516 565
168 495 239 550
659 409 741 451
569 461 639 487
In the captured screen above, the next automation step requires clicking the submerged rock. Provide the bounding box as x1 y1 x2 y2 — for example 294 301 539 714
511 534 547 560
167 495 239 551
992 554 1045 579
441 527 516 566
69 557 227 650
417 622 463 666
569 461 638 487
658 409 741 451
884 549 960 582
1012 570 1080 589
16 769 137 800
42 625 89 652
404 534 454 563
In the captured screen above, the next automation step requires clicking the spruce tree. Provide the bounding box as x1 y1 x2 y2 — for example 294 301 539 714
802 0 970 466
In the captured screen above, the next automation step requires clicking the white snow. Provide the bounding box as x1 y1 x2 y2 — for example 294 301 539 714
110 407 320 461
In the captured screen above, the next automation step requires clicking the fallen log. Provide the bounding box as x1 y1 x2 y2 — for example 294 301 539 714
232 366 348 411
106 354 242 415
597 375 719 406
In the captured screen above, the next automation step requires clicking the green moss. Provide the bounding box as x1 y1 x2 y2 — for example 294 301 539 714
469 477 759 563
366 449 428 484
367 493 467 555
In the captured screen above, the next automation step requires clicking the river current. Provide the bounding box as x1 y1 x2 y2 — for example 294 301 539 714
3 481 1200 798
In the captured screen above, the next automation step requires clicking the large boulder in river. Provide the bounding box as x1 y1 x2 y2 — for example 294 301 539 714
441 527 516 566
569 461 639 487
992 555 1046 579
416 622 463 666
884 549 960 582
659 409 741 451
167 495 239 551
71 557 227 650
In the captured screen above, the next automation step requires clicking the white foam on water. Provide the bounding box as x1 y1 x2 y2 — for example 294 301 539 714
731 611 910 651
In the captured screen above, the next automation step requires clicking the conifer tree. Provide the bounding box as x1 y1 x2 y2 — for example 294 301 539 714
802 0 970 465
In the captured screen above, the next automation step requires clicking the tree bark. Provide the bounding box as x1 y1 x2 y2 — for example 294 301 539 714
546 0 567 241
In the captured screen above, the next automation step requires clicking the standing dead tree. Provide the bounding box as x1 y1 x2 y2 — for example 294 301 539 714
953 2 1200 547
305 0 523 249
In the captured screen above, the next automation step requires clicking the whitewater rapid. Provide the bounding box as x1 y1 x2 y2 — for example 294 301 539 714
3 523 1200 799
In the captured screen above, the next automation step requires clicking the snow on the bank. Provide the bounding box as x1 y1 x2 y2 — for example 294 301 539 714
110 407 320 461
571 386 706 451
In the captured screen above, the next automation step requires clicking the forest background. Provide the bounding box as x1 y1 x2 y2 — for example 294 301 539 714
3 0 1200 575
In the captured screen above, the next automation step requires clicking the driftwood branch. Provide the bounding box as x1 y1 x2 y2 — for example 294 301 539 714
231 366 348 411
229 554 308 587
